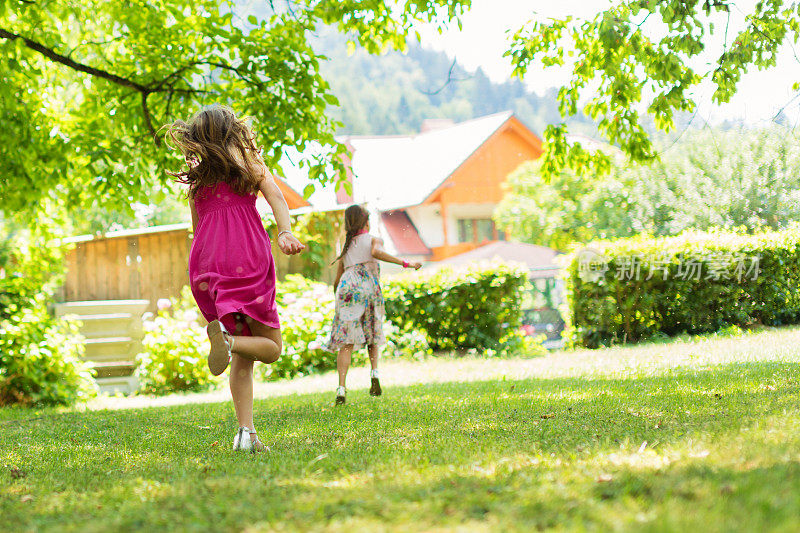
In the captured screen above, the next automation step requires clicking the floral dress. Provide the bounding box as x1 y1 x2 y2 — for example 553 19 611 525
324 234 386 351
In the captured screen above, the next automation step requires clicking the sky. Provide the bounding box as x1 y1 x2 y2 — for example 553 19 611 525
417 0 800 127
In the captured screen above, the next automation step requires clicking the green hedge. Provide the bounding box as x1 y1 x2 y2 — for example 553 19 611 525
134 263 539 391
384 261 534 353
564 228 800 348
259 275 337 381
134 276 433 391
259 275 433 381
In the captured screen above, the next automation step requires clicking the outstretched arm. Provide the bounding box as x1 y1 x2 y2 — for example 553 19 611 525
258 173 305 255
371 237 421 269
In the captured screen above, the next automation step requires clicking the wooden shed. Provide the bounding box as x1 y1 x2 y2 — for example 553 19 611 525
59 220 340 310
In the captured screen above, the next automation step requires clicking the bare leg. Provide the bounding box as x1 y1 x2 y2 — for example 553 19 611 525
337 344 354 388
229 317 281 447
229 354 255 430
229 316 282 364
368 344 380 371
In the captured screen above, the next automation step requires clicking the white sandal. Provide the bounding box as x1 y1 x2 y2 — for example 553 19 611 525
233 426 268 453
207 320 232 376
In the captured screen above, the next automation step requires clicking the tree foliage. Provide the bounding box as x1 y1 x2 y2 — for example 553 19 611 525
495 128 800 250
507 0 800 176
0 0 469 214
6 0 797 215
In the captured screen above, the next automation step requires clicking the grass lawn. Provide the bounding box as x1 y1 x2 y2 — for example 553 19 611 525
2 327 800 532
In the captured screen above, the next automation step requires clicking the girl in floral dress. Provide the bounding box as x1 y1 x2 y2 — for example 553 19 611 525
325 205 421 405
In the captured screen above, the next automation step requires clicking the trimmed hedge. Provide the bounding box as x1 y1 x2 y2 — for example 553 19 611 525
384 261 533 352
260 274 433 381
134 262 539 391
564 228 800 348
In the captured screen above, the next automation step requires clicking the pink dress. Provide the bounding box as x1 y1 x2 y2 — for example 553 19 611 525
189 182 279 336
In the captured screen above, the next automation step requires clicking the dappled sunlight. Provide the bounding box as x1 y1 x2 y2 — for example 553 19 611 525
21 325 796 417
3 344 799 530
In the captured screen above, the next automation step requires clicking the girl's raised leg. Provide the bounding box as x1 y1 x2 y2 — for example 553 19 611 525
229 316 282 363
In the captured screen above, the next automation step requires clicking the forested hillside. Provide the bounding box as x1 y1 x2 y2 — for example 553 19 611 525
313 30 594 136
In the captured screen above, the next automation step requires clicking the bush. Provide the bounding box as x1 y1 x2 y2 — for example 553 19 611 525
383 261 533 353
259 275 432 380
133 276 433 386
0 221 96 407
0 286 95 406
260 276 336 380
137 263 542 386
564 227 800 348
135 287 221 395
384 321 433 360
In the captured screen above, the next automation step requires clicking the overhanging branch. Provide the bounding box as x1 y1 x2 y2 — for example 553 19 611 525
141 93 159 146
0 27 151 93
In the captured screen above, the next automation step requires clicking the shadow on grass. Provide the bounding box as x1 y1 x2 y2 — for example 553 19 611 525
1 361 799 531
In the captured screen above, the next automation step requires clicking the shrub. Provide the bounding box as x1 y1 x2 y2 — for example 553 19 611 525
384 321 433 360
260 276 336 381
0 221 96 407
0 286 95 406
260 275 432 380
133 276 433 386
564 227 800 348
383 261 532 352
135 287 221 395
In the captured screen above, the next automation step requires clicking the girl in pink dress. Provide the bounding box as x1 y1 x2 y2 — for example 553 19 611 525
167 105 304 452
325 205 421 405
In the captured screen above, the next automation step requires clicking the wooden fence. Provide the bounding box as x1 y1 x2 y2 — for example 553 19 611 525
59 222 339 310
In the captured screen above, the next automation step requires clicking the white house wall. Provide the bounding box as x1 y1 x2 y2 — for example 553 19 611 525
406 204 444 248
405 202 501 249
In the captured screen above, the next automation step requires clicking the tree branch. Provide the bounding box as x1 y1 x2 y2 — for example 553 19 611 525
420 57 471 95
0 27 151 93
141 93 159 146
0 27 215 147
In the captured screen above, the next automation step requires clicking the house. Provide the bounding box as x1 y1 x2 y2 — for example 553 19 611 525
281 111 544 263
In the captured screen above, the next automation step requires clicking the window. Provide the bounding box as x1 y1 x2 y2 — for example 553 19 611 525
457 218 501 243
476 219 494 242
457 219 475 243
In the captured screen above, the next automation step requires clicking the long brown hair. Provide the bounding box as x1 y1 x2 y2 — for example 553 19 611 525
165 105 265 198
333 204 370 264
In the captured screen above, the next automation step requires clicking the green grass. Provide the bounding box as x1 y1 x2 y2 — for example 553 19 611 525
2 328 800 532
